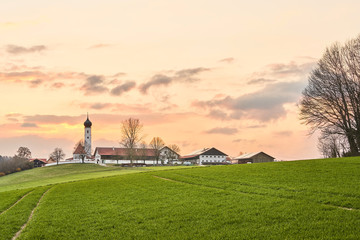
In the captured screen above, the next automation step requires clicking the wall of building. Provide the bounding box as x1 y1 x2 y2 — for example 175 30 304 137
199 155 226 165
252 153 274 163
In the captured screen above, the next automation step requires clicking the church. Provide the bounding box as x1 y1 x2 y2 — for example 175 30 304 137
73 115 180 165
72 114 94 163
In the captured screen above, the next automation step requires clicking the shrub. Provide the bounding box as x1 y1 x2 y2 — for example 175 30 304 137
16 168 21 172
0 172 5 176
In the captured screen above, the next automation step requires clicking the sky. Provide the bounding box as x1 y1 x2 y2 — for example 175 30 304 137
1 0 360 160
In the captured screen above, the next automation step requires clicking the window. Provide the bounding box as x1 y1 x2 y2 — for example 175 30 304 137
87 130 89 134
87 137 89 139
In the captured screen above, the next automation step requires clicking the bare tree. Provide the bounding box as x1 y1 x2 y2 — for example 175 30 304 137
74 140 91 163
49 148 65 165
149 137 165 165
317 133 346 158
120 118 144 165
166 144 181 165
137 141 148 164
16 147 31 159
300 35 360 156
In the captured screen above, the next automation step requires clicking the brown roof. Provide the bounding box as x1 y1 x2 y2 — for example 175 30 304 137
73 144 85 154
95 147 157 157
29 158 48 163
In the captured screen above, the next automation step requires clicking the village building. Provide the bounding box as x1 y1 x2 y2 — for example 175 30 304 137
181 147 228 165
232 152 275 164
94 146 180 165
29 158 56 167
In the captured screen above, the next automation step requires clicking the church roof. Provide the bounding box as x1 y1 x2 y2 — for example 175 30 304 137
94 147 157 157
73 144 85 154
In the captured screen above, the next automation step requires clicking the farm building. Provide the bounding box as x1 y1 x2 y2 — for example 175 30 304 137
94 146 180 165
29 158 56 167
181 147 228 165
232 152 275 164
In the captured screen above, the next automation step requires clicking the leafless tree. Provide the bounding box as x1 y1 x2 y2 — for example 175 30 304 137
137 141 148 164
120 118 144 165
74 140 91 163
16 146 31 159
49 148 65 165
166 144 181 165
317 133 347 158
300 35 360 156
150 137 165 165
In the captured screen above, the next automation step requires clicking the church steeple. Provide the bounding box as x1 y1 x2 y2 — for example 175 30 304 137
84 113 92 157
84 112 92 128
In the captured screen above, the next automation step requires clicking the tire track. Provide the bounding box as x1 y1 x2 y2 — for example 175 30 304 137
0 191 33 216
12 188 52 240
152 175 359 212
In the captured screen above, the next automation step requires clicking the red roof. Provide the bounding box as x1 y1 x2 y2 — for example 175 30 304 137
73 144 85 154
95 147 157 157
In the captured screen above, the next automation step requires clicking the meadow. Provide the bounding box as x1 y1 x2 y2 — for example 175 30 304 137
0 164 191 192
0 158 359 239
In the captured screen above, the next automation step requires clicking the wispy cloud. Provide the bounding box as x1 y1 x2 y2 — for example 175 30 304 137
6 44 47 54
21 123 38 128
139 67 210 94
219 57 235 63
247 78 276 85
29 79 43 88
273 130 293 137
205 127 238 135
88 44 113 49
51 82 65 89
80 75 108 95
110 81 136 96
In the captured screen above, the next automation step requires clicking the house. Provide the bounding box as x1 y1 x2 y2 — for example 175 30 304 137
181 147 228 165
232 152 275 164
94 146 180 165
29 158 48 167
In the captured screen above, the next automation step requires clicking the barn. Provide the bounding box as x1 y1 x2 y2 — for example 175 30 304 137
29 158 48 167
233 152 275 164
94 146 180 165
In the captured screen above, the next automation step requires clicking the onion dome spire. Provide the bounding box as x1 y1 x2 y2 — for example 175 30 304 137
84 113 92 128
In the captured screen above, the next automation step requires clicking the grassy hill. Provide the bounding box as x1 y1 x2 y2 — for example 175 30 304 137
0 164 191 192
1 158 360 239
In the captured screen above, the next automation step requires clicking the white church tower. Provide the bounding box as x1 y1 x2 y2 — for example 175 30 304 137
84 113 92 157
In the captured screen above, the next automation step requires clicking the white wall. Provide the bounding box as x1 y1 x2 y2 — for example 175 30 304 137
199 155 226 165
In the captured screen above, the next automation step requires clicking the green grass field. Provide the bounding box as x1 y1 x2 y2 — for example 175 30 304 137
0 163 192 192
0 158 359 239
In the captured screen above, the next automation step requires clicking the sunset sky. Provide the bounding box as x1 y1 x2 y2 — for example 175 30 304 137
1 0 360 160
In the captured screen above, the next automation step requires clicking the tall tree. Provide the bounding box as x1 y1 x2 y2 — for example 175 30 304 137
149 137 165 165
120 118 144 165
16 147 31 159
49 148 65 165
300 35 360 156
